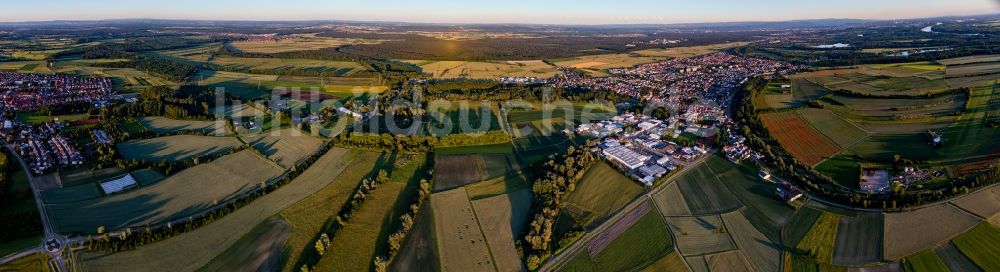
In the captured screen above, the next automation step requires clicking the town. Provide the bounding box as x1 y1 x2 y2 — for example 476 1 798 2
0 71 115 111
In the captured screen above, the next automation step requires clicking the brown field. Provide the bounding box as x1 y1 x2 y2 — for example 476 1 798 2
431 187 495 272
243 128 324 168
937 54 1000 66
653 182 693 216
685 256 710 272
664 215 736 256
722 211 782 272
761 112 841 166
640 251 688 272
433 155 482 191
230 34 384 53
410 60 560 79
705 250 752 272
470 189 532 272
951 185 1000 220
883 203 982 260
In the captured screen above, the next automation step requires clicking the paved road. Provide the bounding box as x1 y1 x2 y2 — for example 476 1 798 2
2 145 70 272
539 155 710 272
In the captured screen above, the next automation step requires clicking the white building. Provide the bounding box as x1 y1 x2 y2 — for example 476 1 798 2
603 146 649 170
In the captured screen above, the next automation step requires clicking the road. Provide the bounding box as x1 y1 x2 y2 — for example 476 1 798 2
2 145 70 272
539 155 710 272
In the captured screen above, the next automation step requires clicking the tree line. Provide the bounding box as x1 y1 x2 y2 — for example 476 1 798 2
0 149 44 243
333 130 511 153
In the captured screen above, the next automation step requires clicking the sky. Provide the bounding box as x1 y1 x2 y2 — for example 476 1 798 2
1 0 998 24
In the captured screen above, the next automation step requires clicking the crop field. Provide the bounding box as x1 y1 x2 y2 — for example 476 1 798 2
883 203 981 260
641 251 687 272
409 59 560 79
391 202 440 272
722 210 782 272
823 92 967 121
505 104 615 124
431 187 494 272
790 78 832 102
151 43 220 62
902 249 949 272
951 185 1000 219
314 182 406 272
211 56 367 76
664 215 736 256
230 34 384 53
197 219 290 272
48 150 283 234
587 202 653 257
139 116 229 135
796 109 868 148
757 82 799 109
953 223 1000 271
674 161 742 214
117 135 243 162
938 54 1000 66
551 53 666 75
433 143 522 192
470 189 532 272
433 154 486 191
815 156 861 189
79 148 352 272
191 70 360 99
705 250 752 272
794 212 840 263
935 241 984 272
561 206 673 272
707 156 794 241
244 128 324 168
652 182 692 216
831 212 883 265
760 111 840 166
782 207 823 248
632 42 750 58
685 255 710 272
946 61 1000 77
425 101 501 134
561 162 644 231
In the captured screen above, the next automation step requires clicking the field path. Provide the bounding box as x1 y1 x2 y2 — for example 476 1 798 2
76 147 352 272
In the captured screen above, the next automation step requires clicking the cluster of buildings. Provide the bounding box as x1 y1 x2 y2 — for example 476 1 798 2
4 122 84 174
579 113 709 186
499 76 546 85
0 71 115 111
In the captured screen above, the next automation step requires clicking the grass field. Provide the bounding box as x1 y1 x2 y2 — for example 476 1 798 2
470 189 533 272
902 249 949 272
632 42 750 58
314 182 406 272
409 59 560 79
117 135 243 162
390 201 440 272
431 187 495 272
562 162 644 230
794 212 840 263
425 100 501 135
244 128 324 168
953 223 1000 271
761 111 840 166
139 116 229 135
664 215 735 256
230 34 383 53
722 210 782 272
815 156 861 189
884 203 982 260
47 150 283 234
212 56 367 76
560 207 673 272
0 253 49 272
78 148 352 272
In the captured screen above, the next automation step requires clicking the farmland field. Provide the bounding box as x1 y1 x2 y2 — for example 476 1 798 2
902 249 949 272
551 53 666 76
673 161 742 214
951 185 1000 219
470 189 533 272
760 111 840 166
935 242 983 272
664 215 735 256
117 135 243 162
794 212 840 263
314 182 406 272
815 156 861 189
0 253 49 272
230 34 384 53
244 128 324 168
832 212 883 265
433 143 522 192
390 202 440 272
707 155 794 241
560 206 673 272
211 56 367 76
953 223 1000 271
197 219 290 272
640 251 687 272
411 60 560 79
705 250 752 272
47 150 283 234
563 161 644 229
652 182 692 216
883 203 981 260
78 148 352 272
430 187 494 272
796 108 868 148
722 210 782 272
937 54 1000 66
782 207 823 249
632 42 750 58
139 116 229 135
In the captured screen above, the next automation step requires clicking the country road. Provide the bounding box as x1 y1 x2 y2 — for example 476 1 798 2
2 145 69 272
539 155 710 272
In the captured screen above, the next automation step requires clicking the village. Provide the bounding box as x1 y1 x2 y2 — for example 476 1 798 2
0 71 115 111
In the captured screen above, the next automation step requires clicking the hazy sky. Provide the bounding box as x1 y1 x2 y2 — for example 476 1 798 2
2 0 997 24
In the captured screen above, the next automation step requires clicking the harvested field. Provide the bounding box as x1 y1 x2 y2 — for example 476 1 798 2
640 251 687 272
390 202 440 272
315 182 407 272
431 187 494 272
415 60 560 79
761 111 840 166
470 189 532 272
934 242 982 272
47 150 283 234
722 211 782 272
433 154 483 191
211 56 367 76
652 182 692 216
685 256 710 272
117 135 242 162
951 185 1000 220
832 212 883 265
674 162 742 215
883 203 981 260
197 219 290 272
706 250 752 272
938 54 1000 66
664 215 736 256
953 223 1000 271
588 201 652 256
231 34 382 53
796 108 868 148
244 128 324 168
139 116 228 135
633 42 749 58
782 207 823 248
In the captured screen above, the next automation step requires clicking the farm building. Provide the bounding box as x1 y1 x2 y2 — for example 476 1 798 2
100 173 138 195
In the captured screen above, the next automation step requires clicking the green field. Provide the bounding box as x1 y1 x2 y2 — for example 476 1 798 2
796 109 868 148
563 162 644 229
815 156 861 189
47 150 283 234
117 135 243 162
212 56 367 76
902 250 949 272
78 148 352 272
560 207 673 272
314 182 406 272
409 59 560 79
0 253 50 272
953 223 1000 271
706 155 794 241
197 218 290 272
795 212 840 263
471 189 533 272
782 207 824 249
